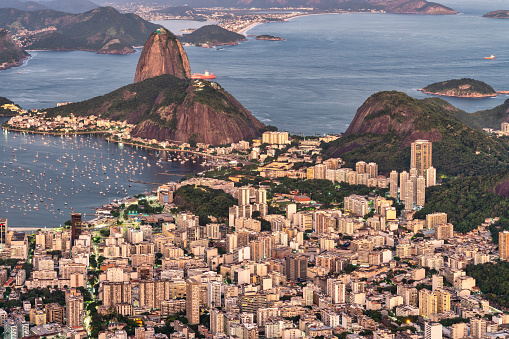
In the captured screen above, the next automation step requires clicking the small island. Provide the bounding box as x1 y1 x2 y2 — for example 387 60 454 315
180 25 246 47
255 35 284 41
419 78 498 98
483 10 509 18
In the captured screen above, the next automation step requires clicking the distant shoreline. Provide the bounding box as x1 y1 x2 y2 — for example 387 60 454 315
418 88 502 98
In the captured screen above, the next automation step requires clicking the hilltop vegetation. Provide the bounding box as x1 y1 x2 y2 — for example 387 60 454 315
452 99 509 131
0 7 161 54
174 185 236 225
45 74 264 145
180 25 246 46
323 91 509 177
415 171 509 233
466 262 509 308
421 78 497 97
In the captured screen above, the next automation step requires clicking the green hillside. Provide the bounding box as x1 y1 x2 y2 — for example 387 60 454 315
180 25 246 46
323 92 509 177
422 78 496 97
0 7 162 53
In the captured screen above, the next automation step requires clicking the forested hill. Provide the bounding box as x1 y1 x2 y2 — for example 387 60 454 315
0 7 161 54
323 91 509 177
180 25 246 46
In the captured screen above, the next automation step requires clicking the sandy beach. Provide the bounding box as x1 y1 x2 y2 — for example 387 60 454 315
237 22 264 35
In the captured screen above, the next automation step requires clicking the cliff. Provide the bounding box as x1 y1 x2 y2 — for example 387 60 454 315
45 74 264 145
180 25 247 47
483 10 509 18
134 28 191 83
419 78 497 98
0 29 29 70
323 91 509 176
0 7 161 54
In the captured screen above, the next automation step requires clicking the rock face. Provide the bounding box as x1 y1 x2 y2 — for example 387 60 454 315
134 28 191 83
344 91 445 145
326 91 509 176
0 29 29 70
130 82 265 145
46 74 265 146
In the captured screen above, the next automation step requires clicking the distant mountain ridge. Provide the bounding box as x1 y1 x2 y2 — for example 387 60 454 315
0 0 98 13
0 6 162 54
0 28 29 70
155 0 456 13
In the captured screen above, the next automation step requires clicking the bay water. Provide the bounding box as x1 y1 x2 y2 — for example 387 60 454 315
0 6 508 225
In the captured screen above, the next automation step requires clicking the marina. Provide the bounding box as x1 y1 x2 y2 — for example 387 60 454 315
0 121 208 228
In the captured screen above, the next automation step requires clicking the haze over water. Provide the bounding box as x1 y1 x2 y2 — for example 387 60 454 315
0 2 508 225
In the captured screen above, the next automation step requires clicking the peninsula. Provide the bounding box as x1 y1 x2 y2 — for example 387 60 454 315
0 29 29 70
0 7 162 54
419 78 498 98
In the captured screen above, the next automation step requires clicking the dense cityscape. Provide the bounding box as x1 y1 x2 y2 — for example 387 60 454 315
0 127 506 339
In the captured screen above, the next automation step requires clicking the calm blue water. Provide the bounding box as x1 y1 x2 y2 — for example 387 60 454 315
2 12 509 134
0 124 204 227
0 9 509 225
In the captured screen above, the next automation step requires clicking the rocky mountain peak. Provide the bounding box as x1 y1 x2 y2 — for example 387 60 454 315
134 28 191 83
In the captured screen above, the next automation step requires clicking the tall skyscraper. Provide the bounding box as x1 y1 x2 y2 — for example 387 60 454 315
285 255 307 282
470 318 487 339
411 140 432 176
0 218 7 245
389 171 398 199
186 278 201 325
404 179 414 211
66 294 84 328
207 281 222 309
416 176 426 206
71 213 82 246
367 162 378 178
436 289 451 313
500 231 509 261
427 166 437 187
238 187 250 206
400 171 409 202
419 289 437 318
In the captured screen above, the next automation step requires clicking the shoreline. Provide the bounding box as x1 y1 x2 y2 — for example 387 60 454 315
1 125 107 136
418 88 499 98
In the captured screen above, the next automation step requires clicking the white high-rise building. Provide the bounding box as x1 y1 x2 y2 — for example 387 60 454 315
207 281 222 309
427 166 437 187
425 322 442 339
